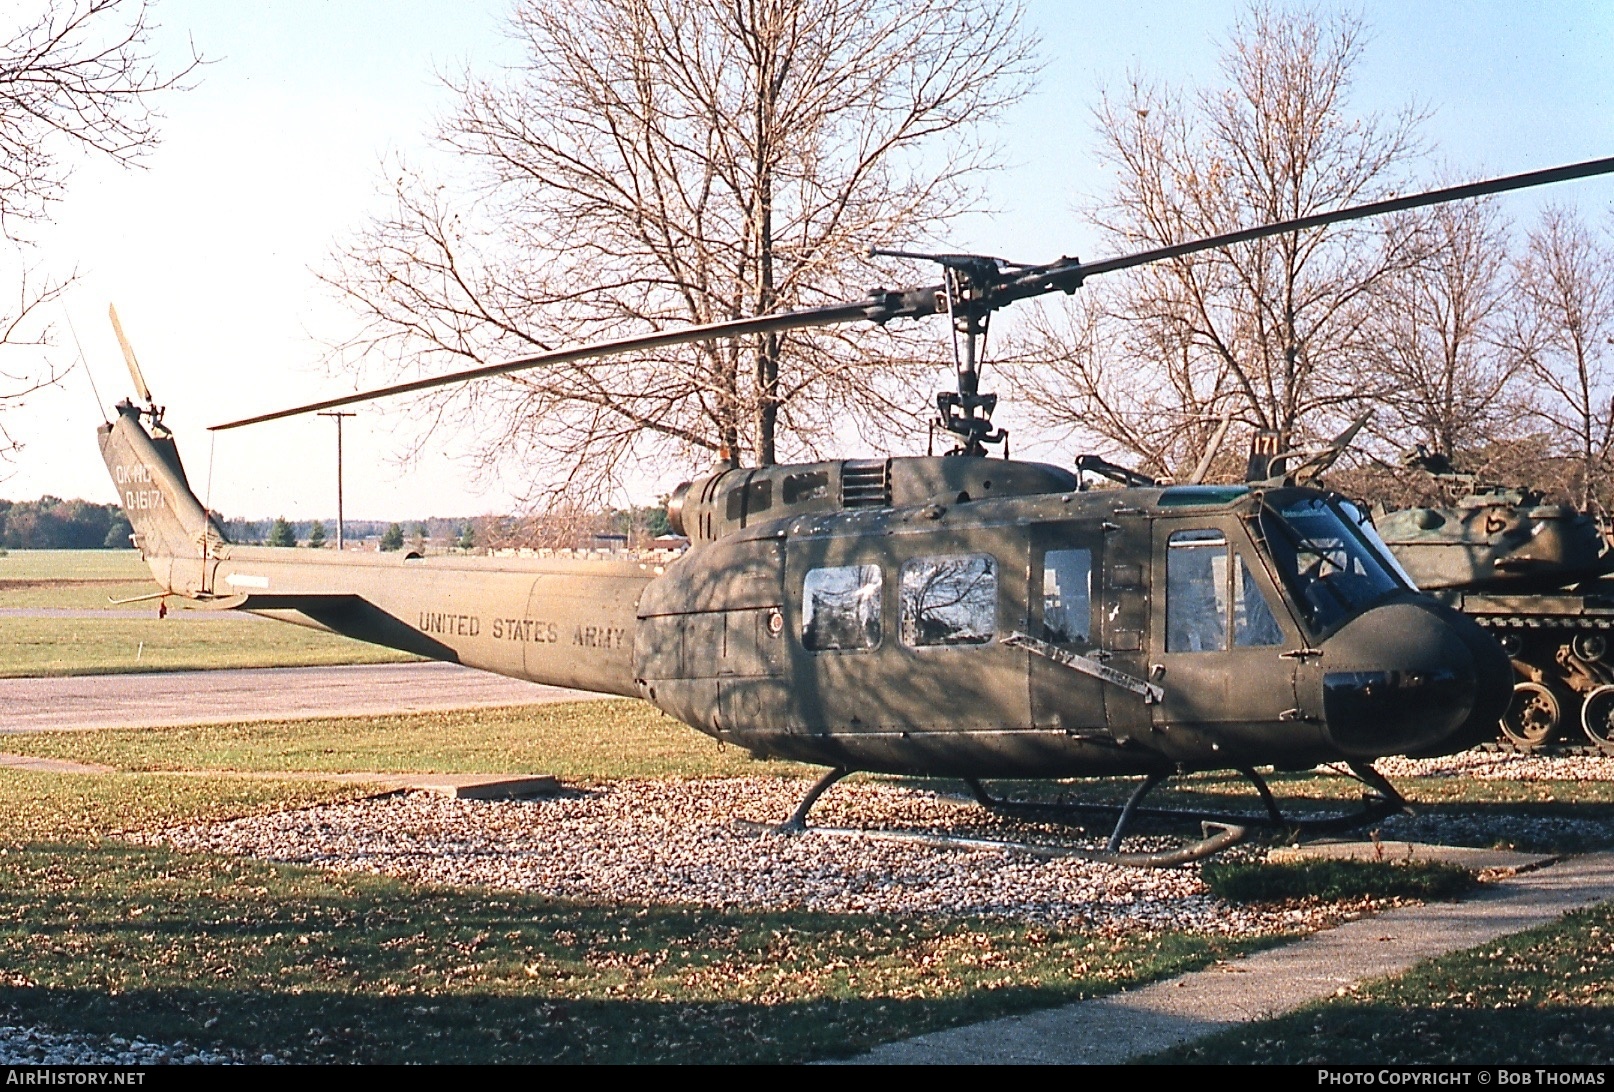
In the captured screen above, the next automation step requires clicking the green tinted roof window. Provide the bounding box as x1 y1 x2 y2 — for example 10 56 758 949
1159 485 1251 507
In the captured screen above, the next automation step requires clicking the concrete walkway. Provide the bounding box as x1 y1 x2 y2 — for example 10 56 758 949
851 851 1614 1064
0 661 607 732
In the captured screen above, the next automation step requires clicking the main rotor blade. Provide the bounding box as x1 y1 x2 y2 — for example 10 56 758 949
209 300 879 431
1060 154 1614 285
210 154 1614 432
108 304 152 404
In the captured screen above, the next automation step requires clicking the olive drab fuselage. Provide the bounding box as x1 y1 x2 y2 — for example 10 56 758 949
639 459 1507 776
99 406 1510 779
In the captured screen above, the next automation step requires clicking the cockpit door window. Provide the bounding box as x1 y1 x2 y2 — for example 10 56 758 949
1042 548 1092 644
1166 530 1230 652
1168 529 1288 653
1234 556 1285 647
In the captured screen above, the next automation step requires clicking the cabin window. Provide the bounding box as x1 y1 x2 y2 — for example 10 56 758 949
1166 530 1229 652
1168 530 1288 652
900 553 997 647
1042 548 1092 644
801 565 882 650
1234 557 1285 647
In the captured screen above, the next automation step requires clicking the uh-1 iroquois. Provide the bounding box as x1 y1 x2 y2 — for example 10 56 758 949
97 156 1614 865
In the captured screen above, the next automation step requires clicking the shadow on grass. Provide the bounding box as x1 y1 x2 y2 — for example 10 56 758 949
1 982 1114 1064
0 841 1268 1064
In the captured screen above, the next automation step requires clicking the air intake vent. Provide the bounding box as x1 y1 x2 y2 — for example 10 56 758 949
841 459 891 508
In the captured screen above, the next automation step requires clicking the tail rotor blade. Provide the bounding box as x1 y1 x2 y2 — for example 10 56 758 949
108 304 153 404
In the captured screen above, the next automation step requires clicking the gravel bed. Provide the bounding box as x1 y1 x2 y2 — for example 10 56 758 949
1377 752 1614 782
1352 753 1614 850
0 1024 275 1065
141 778 1330 936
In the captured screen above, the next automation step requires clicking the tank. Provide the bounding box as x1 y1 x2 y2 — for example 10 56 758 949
1375 464 1614 752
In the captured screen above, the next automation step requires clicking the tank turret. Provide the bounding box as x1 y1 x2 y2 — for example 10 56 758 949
1377 484 1613 595
1375 455 1614 752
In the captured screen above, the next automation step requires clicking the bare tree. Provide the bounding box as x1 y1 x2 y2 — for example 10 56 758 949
1009 4 1424 481
1360 191 1523 464
327 0 1036 502
0 0 198 458
1510 204 1614 511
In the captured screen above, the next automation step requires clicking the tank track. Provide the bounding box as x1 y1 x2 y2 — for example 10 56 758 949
1472 615 1614 752
1475 616 1614 630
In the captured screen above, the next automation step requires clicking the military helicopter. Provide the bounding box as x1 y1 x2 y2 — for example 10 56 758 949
98 156 1614 865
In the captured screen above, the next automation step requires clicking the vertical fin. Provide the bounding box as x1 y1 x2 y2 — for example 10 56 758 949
99 404 227 595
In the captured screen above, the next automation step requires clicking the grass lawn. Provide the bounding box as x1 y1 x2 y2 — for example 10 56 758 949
0 837 1273 1064
8 698 1614 1061
0 703 1273 1064
0 549 159 610
0 700 809 781
0 550 151 583
0 615 418 676
0 549 416 674
0 770 364 843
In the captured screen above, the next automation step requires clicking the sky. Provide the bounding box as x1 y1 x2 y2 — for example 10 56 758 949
7 0 1614 521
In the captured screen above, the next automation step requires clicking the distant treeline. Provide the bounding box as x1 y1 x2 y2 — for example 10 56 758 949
220 517 474 546
226 507 673 549
0 502 674 551
0 498 134 549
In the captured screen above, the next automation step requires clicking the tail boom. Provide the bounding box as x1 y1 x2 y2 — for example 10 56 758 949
98 404 650 696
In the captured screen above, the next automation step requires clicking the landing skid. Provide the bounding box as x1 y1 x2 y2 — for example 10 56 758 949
963 762 1409 839
762 764 1415 867
803 820 1246 868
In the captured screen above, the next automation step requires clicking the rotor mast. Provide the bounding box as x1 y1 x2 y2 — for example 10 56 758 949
872 249 1010 456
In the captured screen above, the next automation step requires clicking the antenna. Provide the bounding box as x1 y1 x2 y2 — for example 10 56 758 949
1188 413 1234 484
63 311 109 424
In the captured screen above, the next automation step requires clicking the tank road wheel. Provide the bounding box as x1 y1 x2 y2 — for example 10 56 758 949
1500 682 1561 750
1573 633 1609 664
1581 684 1614 753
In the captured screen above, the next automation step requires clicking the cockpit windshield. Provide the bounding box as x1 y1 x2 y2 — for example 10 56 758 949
1336 498 1420 589
1253 497 1408 634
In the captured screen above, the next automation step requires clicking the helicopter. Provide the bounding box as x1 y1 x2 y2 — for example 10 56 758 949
97 156 1614 865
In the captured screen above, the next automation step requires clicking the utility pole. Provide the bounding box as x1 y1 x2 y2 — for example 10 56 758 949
318 412 355 549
